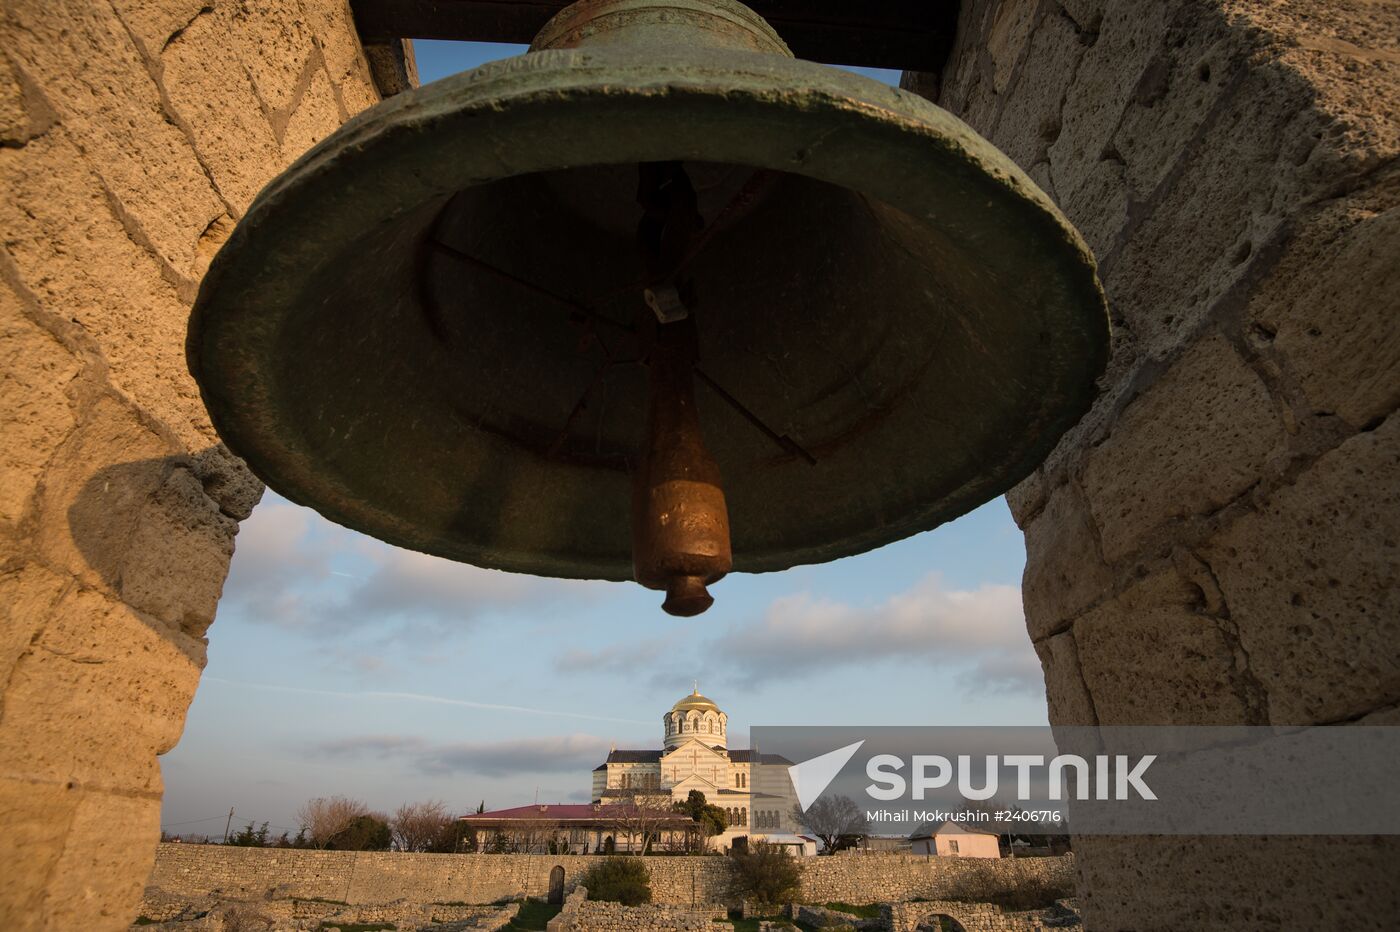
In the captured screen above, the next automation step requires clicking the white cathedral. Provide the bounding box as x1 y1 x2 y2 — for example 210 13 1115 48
590 687 801 845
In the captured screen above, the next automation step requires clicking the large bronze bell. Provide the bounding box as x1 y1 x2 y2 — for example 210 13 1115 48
187 0 1109 616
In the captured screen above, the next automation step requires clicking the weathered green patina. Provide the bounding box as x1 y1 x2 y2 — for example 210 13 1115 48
187 0 1109 588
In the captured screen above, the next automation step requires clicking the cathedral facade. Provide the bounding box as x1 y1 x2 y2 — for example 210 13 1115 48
591 688 797 841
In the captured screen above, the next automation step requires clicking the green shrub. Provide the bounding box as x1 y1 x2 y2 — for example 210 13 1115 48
580 856 652 906
728 842 803 912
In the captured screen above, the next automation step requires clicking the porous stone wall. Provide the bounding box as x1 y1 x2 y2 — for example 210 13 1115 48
547 887 727 931
146 845 1075 908
0 2 383 929
911 1 1399 928
888 899 1082 932
134 887 515 931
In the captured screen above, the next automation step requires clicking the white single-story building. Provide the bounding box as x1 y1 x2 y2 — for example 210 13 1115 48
909 820 1001 858
754 833 820 857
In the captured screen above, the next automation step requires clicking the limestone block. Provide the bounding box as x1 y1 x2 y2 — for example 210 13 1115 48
337 66 380 117
228 0 319 126
0 585 203 792
159 7 284 215
1082 331 1284 561
0 279 82 525
191 445 264 521
2 0 225 282
122 464 238 637
984 0 1038 95
0 56 22 142
301 0 368 85
1075 834 1400 931
1248 168 1400 429
1052 155 1129 262
1033 631 1097 725
1101 49 1391 359
1072 569 1259 725
1021 480 1111 639
1202 416 1400 724
280 65 342 164
0 775 82 929
1046 1 1174 210
0 564 69 714
109 0 212 56
1111 10 1252 202
988 9 1086 172
34 393 178 594
0 134 212 446
1003 468 1046 528
41 789 159 931
1246 1 1400 168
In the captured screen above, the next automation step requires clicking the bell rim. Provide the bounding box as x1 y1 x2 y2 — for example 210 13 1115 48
189 46 1109 581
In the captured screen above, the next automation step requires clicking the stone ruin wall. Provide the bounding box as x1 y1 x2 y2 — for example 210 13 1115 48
911 1 1399 928
886 900 1077 932
145 844 1075 908
0 2 385 929
548 888 727 932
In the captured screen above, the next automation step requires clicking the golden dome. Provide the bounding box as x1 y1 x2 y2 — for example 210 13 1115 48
671 686 720 713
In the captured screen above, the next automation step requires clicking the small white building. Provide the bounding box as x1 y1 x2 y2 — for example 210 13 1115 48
909 820 1002 858
754 833 820 857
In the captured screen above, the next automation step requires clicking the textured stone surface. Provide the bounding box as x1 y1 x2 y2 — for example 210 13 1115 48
1072 569 1262 725
1248 166 1400 429
0 2 381 928
1033 631 1097 726
0 279 81 525
1203 416 1400 725
1082 331 1284 562
946 0 1400 926
145 844 1075 909
1074 834 1400 931
1021 479 1111 639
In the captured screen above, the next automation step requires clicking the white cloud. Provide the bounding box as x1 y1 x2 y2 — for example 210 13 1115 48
221 495 610 641
702 574 1040 691
316 733 615 778
548 573 1043 695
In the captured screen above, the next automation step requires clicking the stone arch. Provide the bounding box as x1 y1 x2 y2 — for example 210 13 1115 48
2 2 1397 930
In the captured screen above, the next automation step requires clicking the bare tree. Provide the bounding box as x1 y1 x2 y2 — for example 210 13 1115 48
607 795 682 854
296 796 369 849
790 795 867 854
505 816 561 854
390 800 453 852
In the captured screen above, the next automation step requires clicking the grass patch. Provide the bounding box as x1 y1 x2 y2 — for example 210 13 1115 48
132 919 158 927
507 899 562 930
297 896 350 905
715 919 801 931
822 902 882 919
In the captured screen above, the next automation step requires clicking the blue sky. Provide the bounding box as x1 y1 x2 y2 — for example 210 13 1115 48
159 42 1044 839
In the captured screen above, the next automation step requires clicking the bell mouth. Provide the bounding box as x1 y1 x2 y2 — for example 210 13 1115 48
188 43 1108 582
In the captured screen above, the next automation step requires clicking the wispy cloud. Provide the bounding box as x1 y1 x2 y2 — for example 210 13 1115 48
703 575 1037 690
202 677 650 725
222 496 612 644
552 574 1040 694
315 733 614 778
